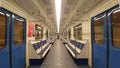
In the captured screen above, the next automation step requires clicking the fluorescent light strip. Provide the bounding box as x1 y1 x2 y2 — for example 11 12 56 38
55 0 61 33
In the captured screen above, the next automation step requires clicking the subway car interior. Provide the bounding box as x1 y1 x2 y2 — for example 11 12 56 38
0 0 120 68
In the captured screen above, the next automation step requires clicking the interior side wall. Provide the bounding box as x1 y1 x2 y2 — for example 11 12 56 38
78 0 119 67
1 0 48 67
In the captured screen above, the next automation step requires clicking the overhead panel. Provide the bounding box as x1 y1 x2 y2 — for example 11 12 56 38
77 0 102 15
46 8 53 15
66 0 74 5
13 0 37 13
41 0 50 6
38 0 57 32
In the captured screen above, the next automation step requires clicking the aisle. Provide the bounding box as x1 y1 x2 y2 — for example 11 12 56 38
40 40 78 68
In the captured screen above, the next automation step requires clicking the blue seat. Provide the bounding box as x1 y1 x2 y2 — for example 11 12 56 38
68 44 79 55
80 44 84 50
75 42 78 47
36 42 41 48
76 42 81 48
32 44 38 50
72 40 76 45
38 44 50 55
41 41 44 45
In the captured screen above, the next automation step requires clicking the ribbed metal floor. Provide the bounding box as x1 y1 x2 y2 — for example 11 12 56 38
40 40 78 68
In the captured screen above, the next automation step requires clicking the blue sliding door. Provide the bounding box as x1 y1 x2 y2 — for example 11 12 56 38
0 8 26 68
11 14 26 68
92 6 120 68
0 8 11 68
108 7 120 68
91 13 108 68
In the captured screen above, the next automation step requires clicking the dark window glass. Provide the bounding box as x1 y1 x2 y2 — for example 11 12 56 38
46 30 48 39
68 29 71 39
35 24 43 40
0 12 6 49
111 9 120 48
14 18 24 45
74 24 82 40
94 17 104 44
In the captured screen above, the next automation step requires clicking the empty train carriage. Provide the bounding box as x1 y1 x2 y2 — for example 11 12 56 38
1 0 120 68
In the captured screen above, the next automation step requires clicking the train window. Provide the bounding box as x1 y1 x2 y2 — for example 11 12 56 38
94 17 104 44
68 29 71 40
0 12 6 49
74 24 82 40
35 24 43 40
14 18 24 45
111 9 120 48
65 31 67 37
46 30 48 39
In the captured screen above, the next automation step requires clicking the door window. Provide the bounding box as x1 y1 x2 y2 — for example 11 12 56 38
111 9 120 48
94 17 104 44
14 18 24 45
0 12 6 49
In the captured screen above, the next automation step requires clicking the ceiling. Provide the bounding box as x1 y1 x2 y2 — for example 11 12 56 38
12 0 103 33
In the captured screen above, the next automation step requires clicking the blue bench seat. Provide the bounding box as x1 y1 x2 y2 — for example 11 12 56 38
38 45 49 55
67 44 79 55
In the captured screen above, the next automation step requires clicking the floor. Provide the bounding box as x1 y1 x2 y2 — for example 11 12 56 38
29 40 89 68
29 65 89 68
